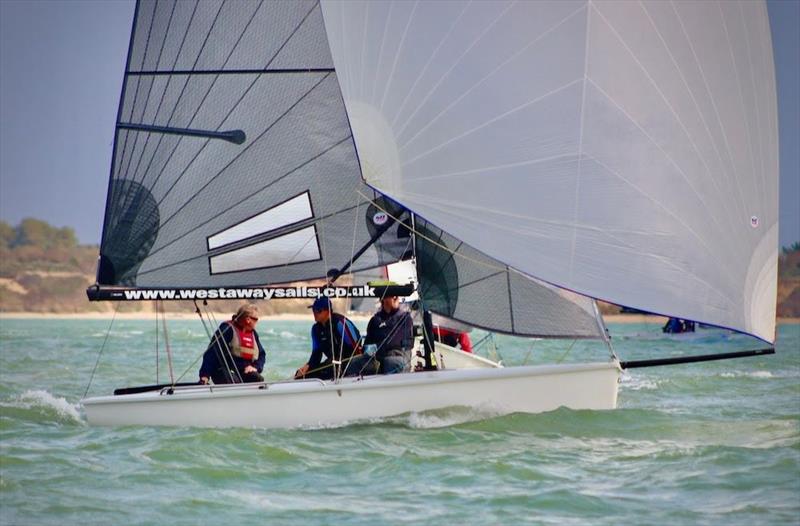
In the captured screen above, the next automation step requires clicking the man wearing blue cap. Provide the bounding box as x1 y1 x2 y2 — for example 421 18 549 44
294 297 363 380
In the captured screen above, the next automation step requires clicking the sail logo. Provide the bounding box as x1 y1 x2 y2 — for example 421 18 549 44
750 216 759 228
372 212 388 226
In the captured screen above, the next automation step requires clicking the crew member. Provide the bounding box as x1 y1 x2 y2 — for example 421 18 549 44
199 304 266 384
363 295 414 374
294 297 362 380
433 326 473 353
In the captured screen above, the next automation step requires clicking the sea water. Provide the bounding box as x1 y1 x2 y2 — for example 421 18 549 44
0 318 797 526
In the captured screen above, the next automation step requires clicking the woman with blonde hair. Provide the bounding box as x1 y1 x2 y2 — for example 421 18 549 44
199 304 266 384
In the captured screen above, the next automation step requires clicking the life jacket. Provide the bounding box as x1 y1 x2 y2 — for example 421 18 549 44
433 326 473 353
226 321 259 361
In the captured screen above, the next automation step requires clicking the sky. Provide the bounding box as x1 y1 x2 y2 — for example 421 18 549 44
0 0 798 248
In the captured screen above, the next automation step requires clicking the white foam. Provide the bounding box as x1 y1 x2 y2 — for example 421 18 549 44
404 406 503 429
620 371 659 391
720 370 774 379
622 378 660 391
16 390 84 423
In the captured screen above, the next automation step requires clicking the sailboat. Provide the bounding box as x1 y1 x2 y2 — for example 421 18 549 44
82 0 779 428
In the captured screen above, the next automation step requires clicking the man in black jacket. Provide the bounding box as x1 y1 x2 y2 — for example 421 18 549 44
364 295 414 374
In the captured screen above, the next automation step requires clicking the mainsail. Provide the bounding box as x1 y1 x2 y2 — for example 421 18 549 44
97 0 405 290
321 0 779 342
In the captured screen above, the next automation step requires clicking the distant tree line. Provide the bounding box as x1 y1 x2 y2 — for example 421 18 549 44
0 218 78 250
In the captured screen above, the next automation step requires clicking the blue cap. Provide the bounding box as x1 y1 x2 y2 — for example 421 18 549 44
309 297 332 312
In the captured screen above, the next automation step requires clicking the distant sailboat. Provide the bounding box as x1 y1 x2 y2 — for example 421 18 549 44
83 0 779 428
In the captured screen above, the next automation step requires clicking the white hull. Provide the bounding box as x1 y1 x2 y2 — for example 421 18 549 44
83 361 620 428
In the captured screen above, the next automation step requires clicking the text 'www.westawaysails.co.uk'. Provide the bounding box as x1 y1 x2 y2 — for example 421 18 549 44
120 285 378 301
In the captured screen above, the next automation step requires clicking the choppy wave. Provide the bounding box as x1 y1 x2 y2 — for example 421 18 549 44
620 373 660 391
0 319 797 526
5 390 84 424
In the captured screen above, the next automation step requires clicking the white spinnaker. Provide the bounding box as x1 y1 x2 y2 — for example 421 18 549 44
320 0 779 342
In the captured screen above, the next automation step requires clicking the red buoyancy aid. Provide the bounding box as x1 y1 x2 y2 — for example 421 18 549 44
226 321 259 361
433 326 473 353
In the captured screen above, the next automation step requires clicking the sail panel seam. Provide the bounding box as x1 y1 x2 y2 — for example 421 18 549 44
669 1 749 221
594 2 737 262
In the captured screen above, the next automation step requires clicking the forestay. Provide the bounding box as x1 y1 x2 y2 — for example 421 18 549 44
321 0 779 342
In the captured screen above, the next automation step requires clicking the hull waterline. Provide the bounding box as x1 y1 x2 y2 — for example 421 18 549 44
82 361 621 429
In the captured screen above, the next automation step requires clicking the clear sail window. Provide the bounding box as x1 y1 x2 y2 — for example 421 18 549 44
207 192 314 250
209 226 321 274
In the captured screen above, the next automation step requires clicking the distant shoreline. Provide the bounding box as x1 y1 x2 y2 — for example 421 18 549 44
1 311 797 326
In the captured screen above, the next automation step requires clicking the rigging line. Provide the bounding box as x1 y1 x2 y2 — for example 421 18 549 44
398 2 587 156
669 1 749 221
594 5 740 261
136 187 364 277
506 266 515 333
153 72 333 230
389 0 471 129
155 301 159 384
113 0 201 219
378 0 419 113
83 302 120 399
176 302 214 384
638 3 742 243
208 305 243 384
127 0 226 200
160 301 176 385
393 0 517 141
336 196 363 380
354 189 506 272
555 339 578 364
316 212 339 380
427 225 464 279
142 134 350 262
